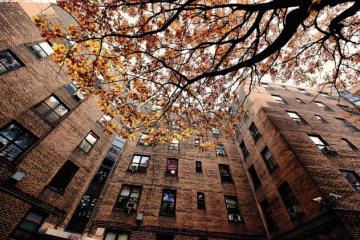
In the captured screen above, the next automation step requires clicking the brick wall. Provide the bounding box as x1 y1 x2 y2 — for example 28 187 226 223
0 3 113 237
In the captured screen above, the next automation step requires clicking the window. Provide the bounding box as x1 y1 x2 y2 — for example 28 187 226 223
286 111 307 124
79 131 98 152
315 101 333 111
260 199 279 233
0 50 23 74
224 196 240 219
248 165 261 189
296 98 305 104
115 185 142 212
160 189 176 216
215 144 226 155
138 134 150 146
98 115 112 127
195 138 200 146
104 231 129 240
129 155 149 172
169 139 179 150
166 158 178 176
212 128 220 138
341 138 359 152
319 92 329 97
278 182 303 219
239 141 249 160
336 118 359 132
10 209 47 240
308 134 327 149
48 160 79 193
338 104 357 114
0 121 37 163
315 115 327 123
27 42 54 58
249 123 261 143
156 234 174 240
272 95 287 105
33 95 69 125
261 147 278 172
65 82 85 101
197 192 206 209
261 82 273 90
340 170 360 193
195 161 202 173
219 164 232 182
298 88 311 96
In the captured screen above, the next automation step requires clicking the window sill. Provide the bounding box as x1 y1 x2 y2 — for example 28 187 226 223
159 213 176 217
46 185 65 195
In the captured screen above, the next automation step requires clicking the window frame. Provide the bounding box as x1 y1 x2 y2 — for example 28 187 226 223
249 123 261 143
261 146 278 172
271 95 288 105
104 231 130 240
286 111 307 125
298 88 311 96
169 139 179 150
314 115 327 123
197 192 206 209
79 131 99 153
98 115 112 127
160 189 176 216
308 134 328 150
340 169 360 193
219 164 233 183
32 94 70 126
114 184 142 212
128 154 150 172
48 160 79 194
0 49 24 75
195 161 202 173
166 158 178 176
315 101 333 111
239 141 249 160
26 41 54 59
296 98 305 104
278 182 303 219
224 195 241 217
336 118 360 132
0 120 38 164
9 209 47 240
65 82 85 102
341 138 359 152
215 144 226 156
248 165 261 190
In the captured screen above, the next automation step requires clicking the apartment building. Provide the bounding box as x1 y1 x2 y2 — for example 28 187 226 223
235 82 360 239
0 3 115 239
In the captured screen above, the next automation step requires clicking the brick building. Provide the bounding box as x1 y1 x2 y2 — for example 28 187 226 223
0 2 115 239
234 82 360 239
0 2 360 240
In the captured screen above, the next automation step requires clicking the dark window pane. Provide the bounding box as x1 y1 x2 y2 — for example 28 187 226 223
0 123 23 140
0 144 23 161
0 51 22 70
14 133 37 149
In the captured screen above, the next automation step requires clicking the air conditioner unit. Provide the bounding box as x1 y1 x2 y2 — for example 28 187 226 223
322 145 337 155
129 165 138 172
126 201 137 214
228 214 241 222
288 205 303 218
73 91 85 101
170 169 177 175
